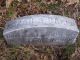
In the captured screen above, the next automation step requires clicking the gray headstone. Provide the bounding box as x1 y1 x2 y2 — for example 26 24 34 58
3 14 79 46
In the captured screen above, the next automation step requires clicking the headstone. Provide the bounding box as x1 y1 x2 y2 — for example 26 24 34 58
3 14 79 46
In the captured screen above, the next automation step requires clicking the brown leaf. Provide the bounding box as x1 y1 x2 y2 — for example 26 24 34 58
42 0 56 4
0 0 4 4
17 0 22 2
0 8 6 15
77 20 80 26
70 48 80 60
44 55 49 60
66 0 79 5
6 0 14 8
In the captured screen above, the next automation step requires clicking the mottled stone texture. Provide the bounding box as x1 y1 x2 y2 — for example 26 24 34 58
3 14 79 46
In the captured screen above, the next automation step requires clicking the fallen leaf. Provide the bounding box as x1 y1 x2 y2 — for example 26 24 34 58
61 0 66 2
17 0 22 2
0 0 4 5
0 8 6 15
77 20 80 26
44 55 49 60
6 0 14 8
42 0 56 4
66 0 79 5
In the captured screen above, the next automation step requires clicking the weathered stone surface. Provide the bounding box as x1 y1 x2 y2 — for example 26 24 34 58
3 14 79 46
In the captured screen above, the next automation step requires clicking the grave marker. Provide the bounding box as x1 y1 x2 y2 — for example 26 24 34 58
3 14 79 46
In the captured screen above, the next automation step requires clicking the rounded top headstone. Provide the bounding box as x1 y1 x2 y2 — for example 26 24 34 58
3 14 79 46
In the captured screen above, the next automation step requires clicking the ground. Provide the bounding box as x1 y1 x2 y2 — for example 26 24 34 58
0 0 80 60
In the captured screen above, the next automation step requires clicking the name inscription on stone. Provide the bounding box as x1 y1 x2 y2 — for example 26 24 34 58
3 15 79 46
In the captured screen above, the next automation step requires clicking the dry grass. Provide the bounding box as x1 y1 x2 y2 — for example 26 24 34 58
0 0 80 60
